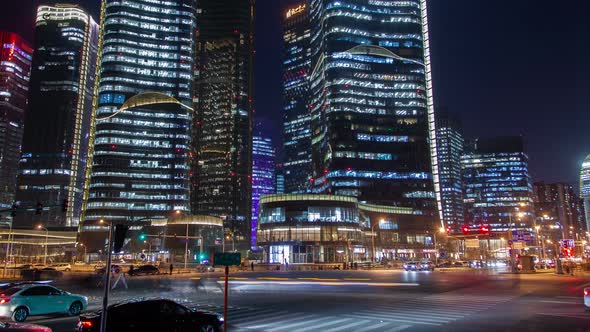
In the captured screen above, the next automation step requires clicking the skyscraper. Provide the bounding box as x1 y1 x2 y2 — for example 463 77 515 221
283 2 312 193
0 32 32 211
83 0 196 222
307 0 440 218
251 134 275 248
533 181 585 239
16 4 98 227
462 136 534 231
581 154 590 232
436 110 464 233
193 0 254 249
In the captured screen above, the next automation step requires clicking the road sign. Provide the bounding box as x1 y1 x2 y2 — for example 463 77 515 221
513 241 525 249
465 239 479 248
215 238 223 245
511 230 532 242
214 252 241 266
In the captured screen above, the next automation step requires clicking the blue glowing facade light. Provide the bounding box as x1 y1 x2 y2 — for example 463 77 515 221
83 0 196 222
308 0 439 215
251 135 276 249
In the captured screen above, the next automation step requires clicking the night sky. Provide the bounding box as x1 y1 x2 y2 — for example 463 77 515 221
2 0 587 187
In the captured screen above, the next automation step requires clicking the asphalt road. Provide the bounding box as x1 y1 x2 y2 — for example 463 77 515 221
13 269 590 332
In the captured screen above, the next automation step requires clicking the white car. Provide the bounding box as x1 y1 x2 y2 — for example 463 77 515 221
48 264 71 272
584 287 589 308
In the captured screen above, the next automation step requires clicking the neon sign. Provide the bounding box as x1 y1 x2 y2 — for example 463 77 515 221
286 4 306 18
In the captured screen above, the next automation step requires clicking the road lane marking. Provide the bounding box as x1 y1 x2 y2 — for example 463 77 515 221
359 321 394 331
232 311 300 325
371 307 464 319
294 317 353 332
257 277 290 281
539 300 581 304
358 311 452 323
343 278 371 281
384 324 412 332
322 319 369 332
218 280 419 287
344 314 441 326
265 316 338 331
242 313 319 330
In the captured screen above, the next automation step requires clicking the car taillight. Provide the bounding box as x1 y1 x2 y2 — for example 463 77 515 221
0 297 10 304
585 290 589 296
80 320 93 328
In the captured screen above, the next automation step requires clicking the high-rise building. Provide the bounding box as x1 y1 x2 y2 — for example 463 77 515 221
192 0 254 249
533 181 585 240
275 163 285 194
581 154 590 232
462 136 534 231
436 110 464 233
15 5 98 227
283 2 312 194
0 32 32 211
251 134 275 248
83 0 196 222
307 0 440 219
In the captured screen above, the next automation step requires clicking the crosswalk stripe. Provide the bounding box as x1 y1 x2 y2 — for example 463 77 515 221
370 307 465 318
293 318 353 332
358 321 393 331
384 324 412 332
265 316 333 331
228 308 277 319
322 319 369 332
236 311 304 327
242 314 317 330
354 311 451 323
344 314 441 326
231 311 294 325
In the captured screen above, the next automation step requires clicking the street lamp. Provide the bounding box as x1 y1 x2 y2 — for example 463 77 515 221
225 235 235 252
371 220 385 262
79 243 87 263
535 225 545 260
144 240 152 261
37 225 48 265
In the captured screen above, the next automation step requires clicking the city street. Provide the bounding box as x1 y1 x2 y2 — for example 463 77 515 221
18 269 590 332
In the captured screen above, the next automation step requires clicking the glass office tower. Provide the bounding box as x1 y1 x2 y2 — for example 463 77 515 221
0 32 32 211
308 0 439 217
436 110 464 233
193 0 254 249
283 3 312 193
16 5 98 227
581 154 590 233
461 136 534 232
84 0 196 222
251 134 275 248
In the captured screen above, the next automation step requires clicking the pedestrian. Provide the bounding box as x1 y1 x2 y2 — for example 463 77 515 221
169 263 174 275
250 261 254 272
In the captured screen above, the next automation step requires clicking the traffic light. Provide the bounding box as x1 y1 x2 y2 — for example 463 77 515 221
113 224 129 253
462 225 470 235
480 225 490 235
138 233 147 241
10 203 17 218
61 199 68 213
35 202 43 215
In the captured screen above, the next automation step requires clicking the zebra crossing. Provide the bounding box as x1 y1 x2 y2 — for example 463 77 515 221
344 293 517 327
182 293 516 331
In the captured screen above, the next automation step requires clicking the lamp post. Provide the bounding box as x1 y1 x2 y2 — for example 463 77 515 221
144 240 152 261
79 243 87 263
225 235 235 252
2 221 13 276
37 225 48 265
535 226 545 260
370 220 386 262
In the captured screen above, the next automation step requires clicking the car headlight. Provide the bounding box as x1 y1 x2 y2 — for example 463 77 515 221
217 314 224 322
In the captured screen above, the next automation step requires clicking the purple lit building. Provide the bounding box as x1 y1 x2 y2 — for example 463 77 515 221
251 135 276 248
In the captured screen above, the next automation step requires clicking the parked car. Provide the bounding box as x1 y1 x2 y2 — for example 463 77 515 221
129 265 159 276
18 265 45 271
37 268 63 279
77 299 223 332
74 261 87 266
0 284 88 322
0 320 52 331
584 287 590 308
48 264 71 272
197 264 215 273
95 265 120 275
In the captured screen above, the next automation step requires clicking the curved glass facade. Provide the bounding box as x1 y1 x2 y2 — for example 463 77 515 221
257 194 435 263
308 0 438 214
84 0 196 222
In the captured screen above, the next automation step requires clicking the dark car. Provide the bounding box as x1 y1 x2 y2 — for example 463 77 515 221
129 265 159 276
95 265 120 275
76 299 223 332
